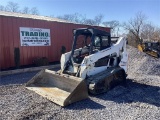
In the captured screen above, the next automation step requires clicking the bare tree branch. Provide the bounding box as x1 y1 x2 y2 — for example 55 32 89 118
141 23 160 41
30 7 39 15
103 20 119 36
21 7 30 14
94 14 104 26
122 12 147 43
0 2 40 15
83 19 96 25
57 13 104 26
5 1 19 12
57 13 86 24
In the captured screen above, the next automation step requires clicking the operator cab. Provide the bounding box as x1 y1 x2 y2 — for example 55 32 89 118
63 28 111 75
71 28 111 64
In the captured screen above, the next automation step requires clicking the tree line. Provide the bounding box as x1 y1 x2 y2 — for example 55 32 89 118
0 1 39 15
55 13 120 36
123 12 160 47
58 12 160 47
55 12 160 47
0 1 160 47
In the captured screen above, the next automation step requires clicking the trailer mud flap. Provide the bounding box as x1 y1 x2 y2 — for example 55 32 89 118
26 69 88 106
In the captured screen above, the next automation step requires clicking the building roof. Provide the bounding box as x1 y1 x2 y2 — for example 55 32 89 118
0 11 110 29
0 11 69 23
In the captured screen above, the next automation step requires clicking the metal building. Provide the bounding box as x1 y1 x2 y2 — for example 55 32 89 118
0 11 110 69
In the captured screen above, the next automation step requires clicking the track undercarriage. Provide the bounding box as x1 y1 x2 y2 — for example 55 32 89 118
87 67 126 94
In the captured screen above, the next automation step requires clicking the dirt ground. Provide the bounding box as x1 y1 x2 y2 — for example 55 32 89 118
0 46 160 120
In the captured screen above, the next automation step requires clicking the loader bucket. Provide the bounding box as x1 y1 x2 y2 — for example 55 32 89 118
26 69 88 106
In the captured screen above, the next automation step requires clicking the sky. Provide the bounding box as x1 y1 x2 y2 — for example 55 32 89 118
0 0 160 26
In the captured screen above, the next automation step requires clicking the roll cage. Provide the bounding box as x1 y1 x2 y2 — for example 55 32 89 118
71 28 111 56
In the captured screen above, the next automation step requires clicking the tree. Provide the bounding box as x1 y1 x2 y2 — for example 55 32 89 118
141 23 160 42
57 14 75 22
141 23 155 40
83 14 104 26
5 1 19 12
30 7 39 15
0 2 40 15
83 19 96 25
57 13 86 24
94 14 104 26
123 12 147 44
57 13 104 26
127 30 138 47
21 7 30 14
153 28 160 42
103 20 119 36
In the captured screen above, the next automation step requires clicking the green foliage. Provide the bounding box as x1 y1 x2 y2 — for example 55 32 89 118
14 47 20 68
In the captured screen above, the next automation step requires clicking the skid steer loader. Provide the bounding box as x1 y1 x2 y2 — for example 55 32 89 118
26 28 128 106
138 41 160 58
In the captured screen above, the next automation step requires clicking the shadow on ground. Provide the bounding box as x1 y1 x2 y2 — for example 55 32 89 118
95 79 160 107
0 68 60 86
64 79 160 110
65 98 106 110
0 72 38 85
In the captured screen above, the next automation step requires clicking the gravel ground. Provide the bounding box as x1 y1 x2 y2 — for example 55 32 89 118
0 46 160 120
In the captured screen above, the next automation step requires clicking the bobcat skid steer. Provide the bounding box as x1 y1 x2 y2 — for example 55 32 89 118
26 28 128 106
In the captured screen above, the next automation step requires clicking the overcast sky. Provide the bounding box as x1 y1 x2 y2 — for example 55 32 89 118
1 0 160 26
